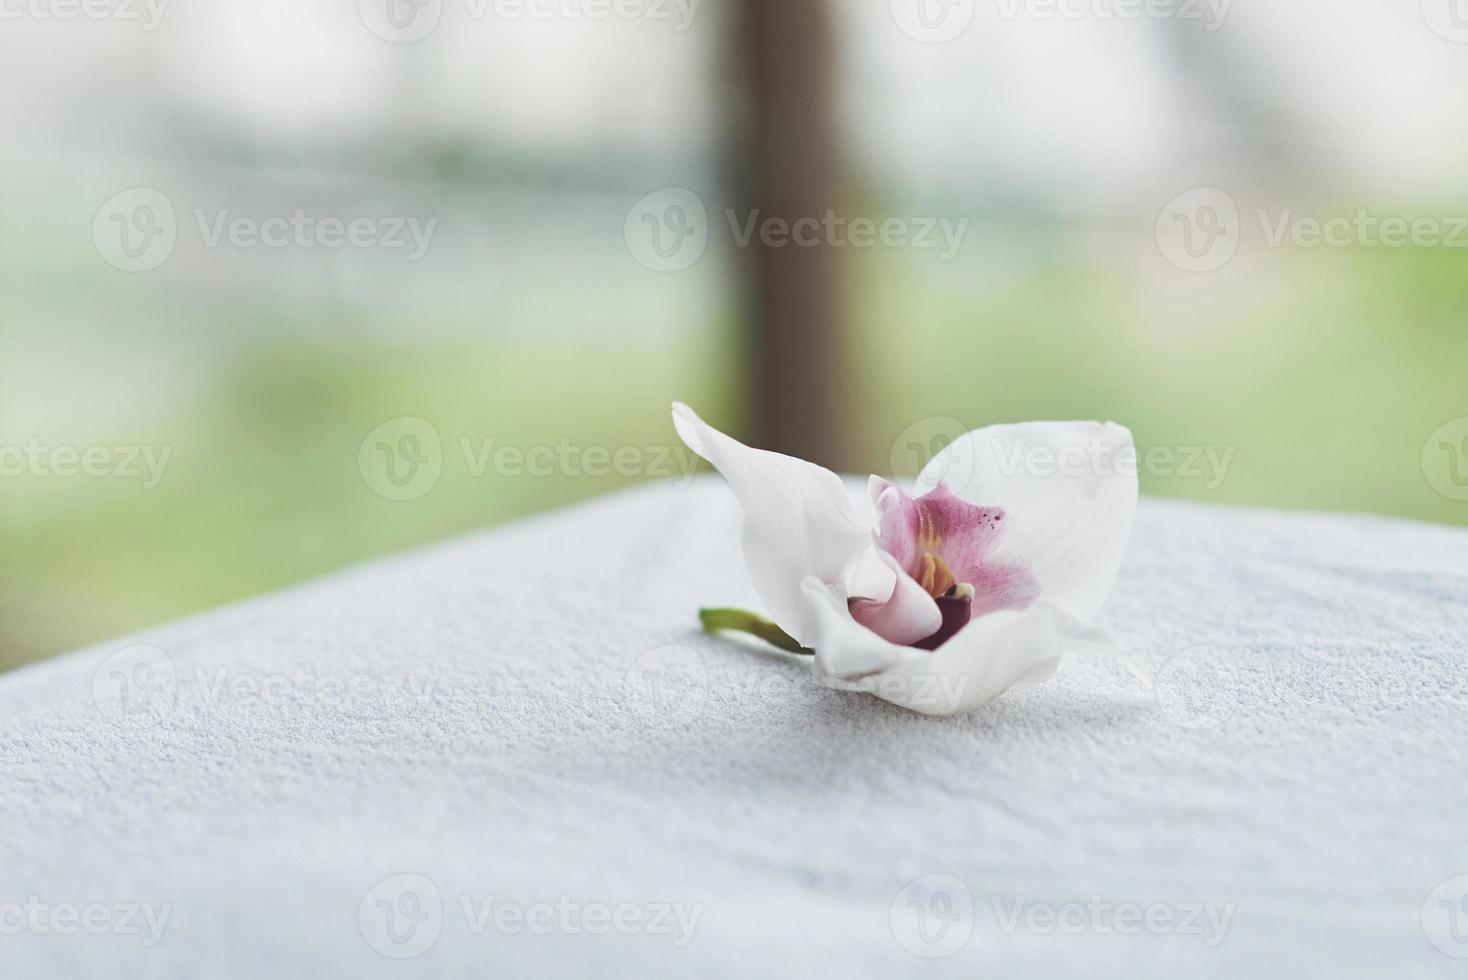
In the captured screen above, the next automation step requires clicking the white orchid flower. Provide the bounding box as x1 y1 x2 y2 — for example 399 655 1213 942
673 402 1138 716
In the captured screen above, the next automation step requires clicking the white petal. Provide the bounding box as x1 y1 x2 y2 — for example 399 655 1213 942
672 403 894 643
801 577 1062 717
916 421 1137 624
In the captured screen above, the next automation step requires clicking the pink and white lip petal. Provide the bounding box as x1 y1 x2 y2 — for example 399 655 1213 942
672 402 1138 716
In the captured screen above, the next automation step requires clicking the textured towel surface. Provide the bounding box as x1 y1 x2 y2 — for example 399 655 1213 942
2 480 1466 978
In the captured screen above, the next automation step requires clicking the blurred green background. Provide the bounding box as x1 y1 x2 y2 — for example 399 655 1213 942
3 1 1466 671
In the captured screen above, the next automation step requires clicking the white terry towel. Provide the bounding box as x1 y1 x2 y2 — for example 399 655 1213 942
1 480 1465 978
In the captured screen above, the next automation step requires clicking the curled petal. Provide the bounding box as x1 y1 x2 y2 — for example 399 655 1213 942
802 577 1062 717
848 549 942 646
673 403 894 644
915 421 1137 624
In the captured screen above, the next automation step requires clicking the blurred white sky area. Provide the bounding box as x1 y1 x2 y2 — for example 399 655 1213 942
2 0 1467 209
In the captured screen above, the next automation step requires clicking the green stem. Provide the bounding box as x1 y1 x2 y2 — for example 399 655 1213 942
699 608 813 655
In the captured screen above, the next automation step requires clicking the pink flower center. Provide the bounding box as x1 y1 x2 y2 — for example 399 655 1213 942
853 478 1041 648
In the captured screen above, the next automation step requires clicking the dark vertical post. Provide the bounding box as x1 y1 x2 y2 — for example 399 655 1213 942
738 0 847 468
